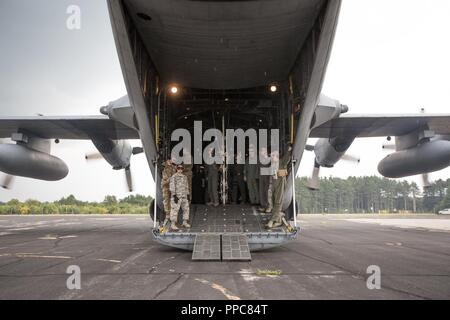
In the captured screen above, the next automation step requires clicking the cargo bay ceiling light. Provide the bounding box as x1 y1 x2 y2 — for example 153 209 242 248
170 86 179 94
270 85 278 93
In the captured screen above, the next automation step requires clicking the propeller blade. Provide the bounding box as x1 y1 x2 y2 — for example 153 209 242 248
125 166 133 192
1 174 14 190
307 161 321 190
422 173 431 188
85 152 103 161
341 154 361 163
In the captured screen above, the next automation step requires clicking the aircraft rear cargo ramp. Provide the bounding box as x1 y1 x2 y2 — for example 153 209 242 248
152 205 299 260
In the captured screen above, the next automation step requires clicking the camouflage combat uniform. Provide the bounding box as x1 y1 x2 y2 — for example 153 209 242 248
169 171 190 223
206 164 219 205
259 153 272 210
161 162 175 218
229 164 246 204
245 162 260 205
183 164 193 202
267 149 292 228
265 175 273 212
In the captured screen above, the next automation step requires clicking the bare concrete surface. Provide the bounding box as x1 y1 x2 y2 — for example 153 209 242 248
0 214 449 300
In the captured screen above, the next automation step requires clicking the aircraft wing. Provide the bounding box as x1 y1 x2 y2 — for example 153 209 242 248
309 114 450 138
0 116 139 140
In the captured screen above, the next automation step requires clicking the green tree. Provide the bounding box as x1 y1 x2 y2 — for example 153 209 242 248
42 203 59 215
58 195 83 206
103 195 118 206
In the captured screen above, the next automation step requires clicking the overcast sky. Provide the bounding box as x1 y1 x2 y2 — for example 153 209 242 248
1 0 450 202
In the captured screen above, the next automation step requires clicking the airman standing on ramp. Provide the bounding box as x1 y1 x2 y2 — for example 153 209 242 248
182 150 193 203
266 145 292 229
161 159 175 221
169 165 191 231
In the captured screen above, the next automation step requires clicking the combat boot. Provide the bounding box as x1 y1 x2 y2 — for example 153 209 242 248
266 219 282 229
266 213 282 229
170 221 179 231
182 220 191 228
272 221 283 228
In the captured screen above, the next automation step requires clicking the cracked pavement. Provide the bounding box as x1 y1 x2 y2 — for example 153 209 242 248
0 214 449 300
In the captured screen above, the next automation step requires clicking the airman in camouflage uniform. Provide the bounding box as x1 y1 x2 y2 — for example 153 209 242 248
206 163 220 206
161 159 175 220
181 150 193 202
245 146 260 205
183 164 193 202
258 147 272 212
229 162 246 204
169 165 191 231
244 161 260 205
266 145 292 229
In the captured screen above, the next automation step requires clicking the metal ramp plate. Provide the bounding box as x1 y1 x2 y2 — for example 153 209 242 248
192 234 221 261
222 234 251 261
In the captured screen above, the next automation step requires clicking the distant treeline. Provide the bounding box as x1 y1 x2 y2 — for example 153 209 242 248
1 177 449 215
296 177 450 214
0 194 152 215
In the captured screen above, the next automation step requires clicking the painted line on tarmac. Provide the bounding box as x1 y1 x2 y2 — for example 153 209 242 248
385 242 403 247
0 232 15 236
95 258 122 264
38 235 78 240
0 253 72 259
8 220 66 228
195 278 241 300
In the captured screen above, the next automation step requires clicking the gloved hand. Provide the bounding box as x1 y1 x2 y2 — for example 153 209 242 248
278 169 288 177
173 195 179 204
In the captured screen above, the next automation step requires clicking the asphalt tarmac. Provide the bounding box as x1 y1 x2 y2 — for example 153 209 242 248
0 214 449 300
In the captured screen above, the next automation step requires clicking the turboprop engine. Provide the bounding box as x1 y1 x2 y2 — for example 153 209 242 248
306 94 360 190
313 136 356 168
378 139 450 178
85 138 144 192
306 136 359 190
89 138 134 170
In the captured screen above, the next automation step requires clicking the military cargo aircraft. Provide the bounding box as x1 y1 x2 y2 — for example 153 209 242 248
1 0 450 260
